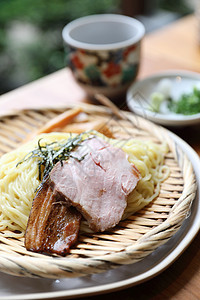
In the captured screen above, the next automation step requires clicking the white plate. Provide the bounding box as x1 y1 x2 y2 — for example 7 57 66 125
126 70 200 126
0 131 200 300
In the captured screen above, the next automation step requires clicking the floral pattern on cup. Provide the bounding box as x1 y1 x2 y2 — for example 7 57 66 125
67 43 140 87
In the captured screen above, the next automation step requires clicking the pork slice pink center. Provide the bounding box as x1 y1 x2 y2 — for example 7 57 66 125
50 137 141 232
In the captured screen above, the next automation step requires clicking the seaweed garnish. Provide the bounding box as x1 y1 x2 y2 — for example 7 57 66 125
16 133 86 185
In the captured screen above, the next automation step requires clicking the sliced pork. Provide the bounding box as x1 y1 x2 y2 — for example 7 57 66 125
50 136 141 232
25 178 81 255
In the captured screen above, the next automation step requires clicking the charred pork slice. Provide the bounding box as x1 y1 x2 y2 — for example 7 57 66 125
50 137 141 232
25 178 81 255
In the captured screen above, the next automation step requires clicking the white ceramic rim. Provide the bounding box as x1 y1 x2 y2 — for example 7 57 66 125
126 70 200 126
1 130 200 300
62 14 145 51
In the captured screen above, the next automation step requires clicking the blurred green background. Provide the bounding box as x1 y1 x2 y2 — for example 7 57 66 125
0 0 193 95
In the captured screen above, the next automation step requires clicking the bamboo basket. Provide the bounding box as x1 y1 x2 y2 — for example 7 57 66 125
0 103 197 278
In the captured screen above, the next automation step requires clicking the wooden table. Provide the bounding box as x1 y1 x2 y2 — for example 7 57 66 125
1 14 200 300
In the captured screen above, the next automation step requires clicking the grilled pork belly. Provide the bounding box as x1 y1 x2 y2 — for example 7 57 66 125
50 137 141 232
25 178 81 255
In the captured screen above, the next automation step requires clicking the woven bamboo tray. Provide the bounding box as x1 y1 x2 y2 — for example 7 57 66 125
0 103 197 279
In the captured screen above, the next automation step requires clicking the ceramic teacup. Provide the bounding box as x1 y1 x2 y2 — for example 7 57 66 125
62 14 145 99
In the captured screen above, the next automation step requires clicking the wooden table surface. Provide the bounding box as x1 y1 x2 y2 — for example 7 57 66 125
1 14 200 300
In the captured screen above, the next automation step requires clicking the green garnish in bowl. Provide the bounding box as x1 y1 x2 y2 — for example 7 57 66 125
149 92 165 112
168 87 200 115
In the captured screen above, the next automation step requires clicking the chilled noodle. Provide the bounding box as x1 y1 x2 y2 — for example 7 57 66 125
0 132 169 237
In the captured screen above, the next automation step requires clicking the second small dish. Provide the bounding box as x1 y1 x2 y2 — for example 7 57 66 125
126 70 200 126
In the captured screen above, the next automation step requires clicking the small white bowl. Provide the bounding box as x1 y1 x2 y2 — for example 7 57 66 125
126 70 200 127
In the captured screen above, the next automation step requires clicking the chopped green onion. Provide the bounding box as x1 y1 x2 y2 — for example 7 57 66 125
168 86 200 115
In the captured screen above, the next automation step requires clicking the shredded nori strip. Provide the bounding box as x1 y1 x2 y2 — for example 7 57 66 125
16 133 86 184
